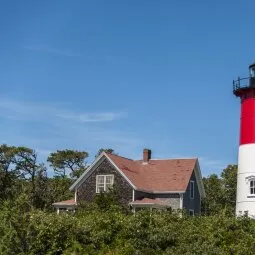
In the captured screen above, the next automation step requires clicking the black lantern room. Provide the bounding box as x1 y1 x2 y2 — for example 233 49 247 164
233 63 255 96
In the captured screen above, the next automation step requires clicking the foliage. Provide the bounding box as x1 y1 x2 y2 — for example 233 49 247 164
47 149 89 178
95 148 117 158
202 165 237 216
202 174 224 215
0 143 244 254
1 199 255 255
221 164 237 215
0 144 26 200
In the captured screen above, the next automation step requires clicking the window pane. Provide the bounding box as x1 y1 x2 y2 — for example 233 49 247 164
105 184 112 191
190 181 194 198
106 176 113 191
96 176 105 193
97 187 104 193
189 210 194 216
98 176 105 184
106 176 113 184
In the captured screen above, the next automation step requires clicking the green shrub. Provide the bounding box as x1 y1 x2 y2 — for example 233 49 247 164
1 200 255 255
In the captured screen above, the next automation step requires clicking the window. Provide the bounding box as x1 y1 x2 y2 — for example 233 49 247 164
250 66 255 77
190 181 194 199
189 210 194 216
250 180 255 194
244 210 249 217
96 175 114 193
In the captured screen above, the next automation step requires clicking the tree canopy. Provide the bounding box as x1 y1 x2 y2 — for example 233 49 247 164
95 148 117 158
47 149 89 178
0 142 244 254
201 164 237 216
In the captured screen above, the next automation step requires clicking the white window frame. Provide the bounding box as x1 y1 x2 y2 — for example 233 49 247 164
96 175 114 193
190 180 194 199
189 209 194 216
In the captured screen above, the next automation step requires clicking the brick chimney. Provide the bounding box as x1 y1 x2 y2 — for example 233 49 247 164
143 149 151 163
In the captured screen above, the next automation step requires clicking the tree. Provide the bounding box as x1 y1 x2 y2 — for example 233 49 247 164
95 148 116 158
201 174 224 215
47 149 89 178
46 176 73 209
3 146 49 209
202 165 238 216
221 164 237 215
0 144 20 200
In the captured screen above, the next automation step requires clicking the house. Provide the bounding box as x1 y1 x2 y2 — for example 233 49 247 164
53 149 205 215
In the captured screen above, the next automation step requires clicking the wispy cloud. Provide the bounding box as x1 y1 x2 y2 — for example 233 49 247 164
57 112 127 122
0 98 141 169
0 98 126 123
22 45 80 57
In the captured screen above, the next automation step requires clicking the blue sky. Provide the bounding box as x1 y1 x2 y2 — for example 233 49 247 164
0 0 254 176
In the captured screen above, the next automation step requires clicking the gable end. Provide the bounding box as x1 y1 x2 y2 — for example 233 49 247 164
76 158 133 205
70 153 136 191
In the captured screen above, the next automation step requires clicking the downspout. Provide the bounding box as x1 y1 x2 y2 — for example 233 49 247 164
179 193 184 218
75 189 77 203
132 189 135 214
179 193 183 210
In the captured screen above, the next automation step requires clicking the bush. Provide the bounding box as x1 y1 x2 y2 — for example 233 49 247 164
1 199 255 255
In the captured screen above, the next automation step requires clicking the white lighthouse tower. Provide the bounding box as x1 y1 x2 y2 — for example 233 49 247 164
234 63 255 217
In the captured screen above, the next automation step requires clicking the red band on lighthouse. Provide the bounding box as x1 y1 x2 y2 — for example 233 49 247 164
240 90 255 145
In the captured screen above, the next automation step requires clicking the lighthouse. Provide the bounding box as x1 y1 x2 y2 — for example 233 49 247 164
234 63 255 217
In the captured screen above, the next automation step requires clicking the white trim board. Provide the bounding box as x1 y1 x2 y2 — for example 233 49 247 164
136 189 185 194
192 159 206 198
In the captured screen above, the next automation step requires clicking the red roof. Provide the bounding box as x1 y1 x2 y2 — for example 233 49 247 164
130 198 170 207
106 153 197 192
52 199 77 206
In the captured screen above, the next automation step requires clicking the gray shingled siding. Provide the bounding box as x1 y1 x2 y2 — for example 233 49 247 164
182 170 201 214
134 190 180 210
77 159 133 206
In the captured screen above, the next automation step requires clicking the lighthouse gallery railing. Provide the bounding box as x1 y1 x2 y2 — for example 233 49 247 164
233 77 250 93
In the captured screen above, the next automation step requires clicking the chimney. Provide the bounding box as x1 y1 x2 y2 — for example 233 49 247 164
143 148 151 163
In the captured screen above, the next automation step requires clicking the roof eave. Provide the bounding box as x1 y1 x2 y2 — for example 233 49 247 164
135 189 185 194
129 203 170 208
52 203 77 207
69 152 107 191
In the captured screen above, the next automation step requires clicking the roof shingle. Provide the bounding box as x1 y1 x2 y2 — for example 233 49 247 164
106 153 197 192
130 198 170 207
52 199 77 206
